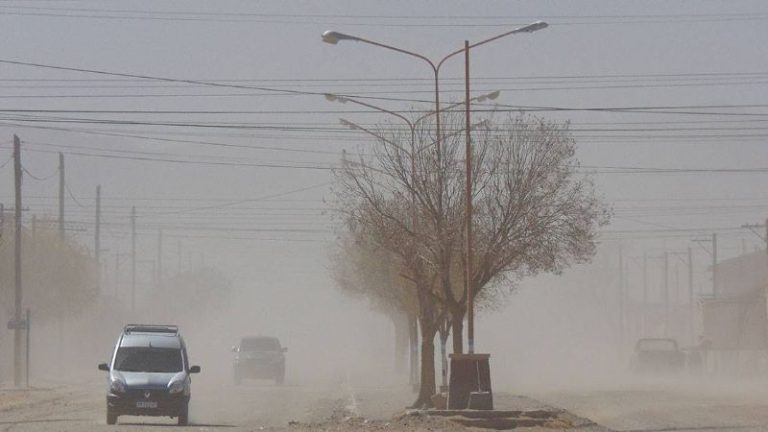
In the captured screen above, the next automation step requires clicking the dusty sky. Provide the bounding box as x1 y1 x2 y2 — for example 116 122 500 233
0 0 767 386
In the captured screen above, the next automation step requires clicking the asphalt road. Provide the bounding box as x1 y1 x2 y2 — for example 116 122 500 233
0 377 368 431
21 374 768 432
537 378 768 432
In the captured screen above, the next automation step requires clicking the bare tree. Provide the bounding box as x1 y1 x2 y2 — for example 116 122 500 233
331 109 608 406
449 114 610 351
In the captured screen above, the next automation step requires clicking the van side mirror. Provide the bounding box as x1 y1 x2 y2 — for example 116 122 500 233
189 365 201 374
98 363 110 371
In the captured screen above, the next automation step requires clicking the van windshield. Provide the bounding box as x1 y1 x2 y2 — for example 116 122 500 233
114 347 183 373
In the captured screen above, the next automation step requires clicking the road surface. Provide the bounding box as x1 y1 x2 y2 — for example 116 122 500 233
538 378 768 432
0 376 404 431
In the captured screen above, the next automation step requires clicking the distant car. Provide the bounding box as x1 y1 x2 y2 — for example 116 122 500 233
232 336 286 385
98 324 201 426
630 337 686 374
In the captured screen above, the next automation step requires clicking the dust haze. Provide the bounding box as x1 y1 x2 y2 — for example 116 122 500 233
1 1 768 430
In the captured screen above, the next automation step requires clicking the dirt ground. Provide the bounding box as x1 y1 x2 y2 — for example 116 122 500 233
0 379 606 431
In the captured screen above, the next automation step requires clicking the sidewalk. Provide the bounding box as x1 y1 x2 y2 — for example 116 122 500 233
491 393 614 430
349 384 614 430
403 393 614 430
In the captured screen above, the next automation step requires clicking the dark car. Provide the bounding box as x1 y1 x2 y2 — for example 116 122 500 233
98 324 201 426
232 336 286 384
630 337 686 374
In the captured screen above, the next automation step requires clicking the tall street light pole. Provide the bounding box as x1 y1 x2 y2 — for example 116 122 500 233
461 29 547 354
321 20 545 162
323 22 547 409
464 40 475 354
323 30 487 213
323 21 547 356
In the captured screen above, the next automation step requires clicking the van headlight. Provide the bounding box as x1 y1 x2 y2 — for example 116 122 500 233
110 379 126 393
168 381 185 394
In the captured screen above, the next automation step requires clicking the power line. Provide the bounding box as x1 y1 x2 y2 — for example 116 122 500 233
0 153 12 169
20 164 57 181
21 140 340 167
64 181 88 209
20 147 338 171
0 58 329 97
1 5 767 21
0 70 766 84
16 141 768 175
0 5 766 27
150 182 334 217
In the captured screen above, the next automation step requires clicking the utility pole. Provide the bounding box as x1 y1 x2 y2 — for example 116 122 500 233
177 240 182 275
58 152 64 240
131 206 136 313
693 234 720 298
688 247 695 343
115 252 121 298
157 229 163 287
664 251 669 337
618 246 625 348
642 253 648 335
13 134 23 387
712 233 718 298
95 185 101 264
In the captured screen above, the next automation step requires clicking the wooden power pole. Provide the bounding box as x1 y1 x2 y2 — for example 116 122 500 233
95 185 101 264
13 134 23 387
131 206 136 313
58 152 64 240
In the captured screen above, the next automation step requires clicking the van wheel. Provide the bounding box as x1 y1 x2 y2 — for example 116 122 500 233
106 408 117 425
177 402 189 426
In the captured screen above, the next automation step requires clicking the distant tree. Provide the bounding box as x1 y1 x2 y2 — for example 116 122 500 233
330 229 419 378
0 220 98 323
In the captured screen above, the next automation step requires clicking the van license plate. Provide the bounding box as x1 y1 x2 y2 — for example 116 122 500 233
136 401 158 409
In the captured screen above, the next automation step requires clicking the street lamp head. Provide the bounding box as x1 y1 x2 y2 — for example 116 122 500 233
486 90 501 100
321 30 358 45
515 21 548 33
475 90 501 103
325 93 349 104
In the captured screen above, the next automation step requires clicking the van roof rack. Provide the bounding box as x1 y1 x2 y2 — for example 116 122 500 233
124 324 178 335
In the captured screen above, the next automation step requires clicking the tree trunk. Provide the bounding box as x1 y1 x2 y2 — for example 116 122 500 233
411 320 437 408
438 322 450 390
452 313 464 354
408 314 419 387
